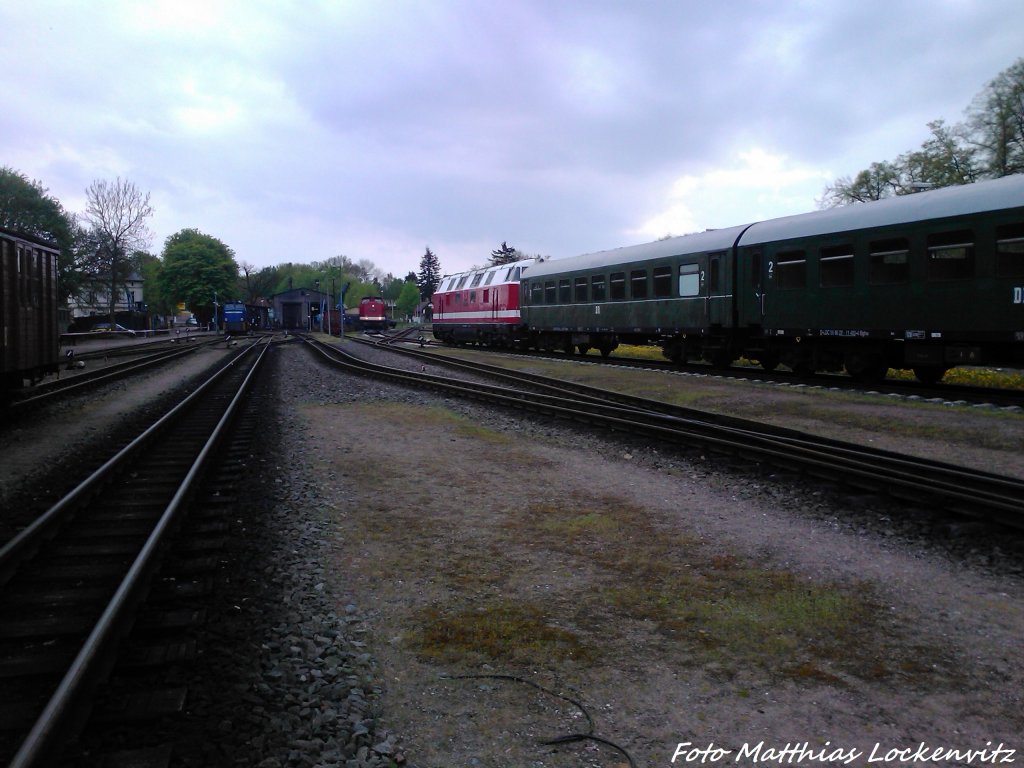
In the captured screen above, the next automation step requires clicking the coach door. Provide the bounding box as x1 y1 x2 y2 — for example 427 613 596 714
677 259 707 328
707 252 729 327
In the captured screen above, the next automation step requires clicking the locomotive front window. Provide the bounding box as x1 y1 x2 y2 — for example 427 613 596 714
558 279 571 303
630 270 648 299
679 264 700 297
996 224 1024 278
609 272 626 300
574 277 588 302
544 281 557 303
653 266 672 298
927 230 974 281
775 251 806 290
591 275 606 301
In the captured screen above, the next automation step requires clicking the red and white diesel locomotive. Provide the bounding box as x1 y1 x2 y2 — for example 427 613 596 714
357 296 390 331
430 258 534 347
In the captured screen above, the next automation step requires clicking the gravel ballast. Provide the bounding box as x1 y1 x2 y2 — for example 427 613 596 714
3 336 1023 767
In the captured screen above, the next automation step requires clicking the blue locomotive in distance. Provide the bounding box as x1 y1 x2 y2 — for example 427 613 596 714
223 302 248 333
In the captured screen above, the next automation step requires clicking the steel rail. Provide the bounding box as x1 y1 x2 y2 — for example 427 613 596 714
305 337 1024 528
3 340 270 768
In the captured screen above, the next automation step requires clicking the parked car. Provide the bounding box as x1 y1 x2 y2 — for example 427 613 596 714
91 322 136 336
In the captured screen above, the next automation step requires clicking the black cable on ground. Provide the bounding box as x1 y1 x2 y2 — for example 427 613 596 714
440 673 638 768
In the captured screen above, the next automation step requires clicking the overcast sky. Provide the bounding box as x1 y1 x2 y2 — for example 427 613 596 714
2 1 1022 280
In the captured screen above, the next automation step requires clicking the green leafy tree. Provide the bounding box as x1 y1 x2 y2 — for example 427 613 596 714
821 57 1024 207
396 279 421 319
417 246 441 300
967 57 1024 178
158 228 239 325
900 119 979 190
819 161 902 207
0 166 77 299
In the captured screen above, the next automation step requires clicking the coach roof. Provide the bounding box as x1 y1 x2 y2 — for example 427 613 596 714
740 173 1024 247
526 224 751 279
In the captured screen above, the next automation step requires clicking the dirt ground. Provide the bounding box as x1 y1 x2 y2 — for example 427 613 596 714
291 351 1024 768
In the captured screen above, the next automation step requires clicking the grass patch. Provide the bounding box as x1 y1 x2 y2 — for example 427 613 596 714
413 602 592 664
516 496 943 682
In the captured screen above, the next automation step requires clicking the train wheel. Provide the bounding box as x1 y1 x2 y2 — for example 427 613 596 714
912 365 948 385
576 344 591 356
758 354 779 372
791 360 816 377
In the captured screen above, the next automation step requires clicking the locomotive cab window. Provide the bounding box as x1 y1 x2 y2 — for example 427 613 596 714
679 264 700 297
996 223 1024 278
927 230 974 281
609 272 626 300
630 270 648 299
774 251 806 290
574 277 588 302
591 274 606 301
819 245 854 288
653 265 672 298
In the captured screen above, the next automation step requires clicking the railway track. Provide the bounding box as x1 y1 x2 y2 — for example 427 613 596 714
4 339 220 417
386 327 1024 409
308 335 1024 530
0 338 271 768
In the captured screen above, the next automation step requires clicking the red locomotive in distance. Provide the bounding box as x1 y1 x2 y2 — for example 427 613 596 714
357 296 390 331
431 258 534 348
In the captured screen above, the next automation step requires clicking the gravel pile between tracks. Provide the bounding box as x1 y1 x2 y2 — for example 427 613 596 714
3 336 1024 767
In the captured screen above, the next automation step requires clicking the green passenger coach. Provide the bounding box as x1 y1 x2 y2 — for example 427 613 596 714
520 174 1024 383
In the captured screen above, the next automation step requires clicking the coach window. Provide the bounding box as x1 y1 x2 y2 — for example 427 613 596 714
927 230 974 281
591 274 606 301
574 276 588 302
653 265 672 297
868 238 909 284
558 279 572 303
819 245 854 287
775 251 806 290
630 270 648 299
610 272 626 300
996 223 1024 278
545 280 557 303
484 270 497 286
679 264 700 297
471 272 484 288
531 281 544 305
457 275 469 289
709 254 723 293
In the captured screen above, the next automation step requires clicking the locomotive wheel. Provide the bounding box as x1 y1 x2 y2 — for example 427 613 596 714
913 365 949 385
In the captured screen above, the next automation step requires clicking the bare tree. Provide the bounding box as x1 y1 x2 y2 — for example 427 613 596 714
81 177 154 325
